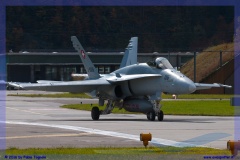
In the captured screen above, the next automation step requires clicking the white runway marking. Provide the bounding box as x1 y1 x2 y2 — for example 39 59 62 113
2 121 204 148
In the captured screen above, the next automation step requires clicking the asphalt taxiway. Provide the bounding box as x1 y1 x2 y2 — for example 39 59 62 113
1 91 236 149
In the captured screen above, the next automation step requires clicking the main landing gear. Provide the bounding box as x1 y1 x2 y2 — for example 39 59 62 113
146 110 164 121
146 99 164 121
91 98 164 121
157 110 164 121
91 100 114 120
91 107 100 120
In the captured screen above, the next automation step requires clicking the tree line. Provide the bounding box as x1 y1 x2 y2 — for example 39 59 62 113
6 6 234 53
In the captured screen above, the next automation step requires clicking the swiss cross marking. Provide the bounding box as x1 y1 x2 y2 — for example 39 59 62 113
81 50 86 59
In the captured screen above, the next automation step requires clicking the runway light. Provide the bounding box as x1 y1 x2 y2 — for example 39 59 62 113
227 140 240 156
172 94 177 99
140 133 152 148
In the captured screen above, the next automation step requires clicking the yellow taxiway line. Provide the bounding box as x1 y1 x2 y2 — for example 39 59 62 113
2 133 93 139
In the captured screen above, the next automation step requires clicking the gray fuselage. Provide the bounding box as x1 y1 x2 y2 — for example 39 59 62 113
112 63 196 96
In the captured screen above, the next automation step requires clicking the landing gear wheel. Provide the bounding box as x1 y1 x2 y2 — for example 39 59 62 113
147 111 155 121
147 114 150 120
91 106 100 120
157 110 164 121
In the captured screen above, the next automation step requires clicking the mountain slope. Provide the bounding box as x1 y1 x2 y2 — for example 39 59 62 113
180 43 234 82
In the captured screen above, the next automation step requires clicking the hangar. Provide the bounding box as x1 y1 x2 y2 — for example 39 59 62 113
6 51 193 82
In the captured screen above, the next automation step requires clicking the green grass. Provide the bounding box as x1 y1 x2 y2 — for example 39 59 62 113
8 93 91 98
1 147 234 160
162 94 233 99
162 100 233 116
61 100 234 116
3 147 231 155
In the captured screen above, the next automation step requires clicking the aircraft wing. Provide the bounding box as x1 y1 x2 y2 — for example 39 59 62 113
107 74 162 83
195 83 232 90
0 80 6 85
0 80 6 89
8 79 111 93
37 80 65 83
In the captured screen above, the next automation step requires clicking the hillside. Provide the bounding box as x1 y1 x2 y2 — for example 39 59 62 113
180 43 235 82
6 6 233 52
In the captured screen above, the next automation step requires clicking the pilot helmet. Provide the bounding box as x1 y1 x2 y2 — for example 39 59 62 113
155 57 164 69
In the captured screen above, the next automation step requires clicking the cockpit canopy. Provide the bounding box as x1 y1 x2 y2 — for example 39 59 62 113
147 57 173 69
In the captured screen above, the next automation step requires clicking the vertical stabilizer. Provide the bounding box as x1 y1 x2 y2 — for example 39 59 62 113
71 36 100 79
120 37 138 68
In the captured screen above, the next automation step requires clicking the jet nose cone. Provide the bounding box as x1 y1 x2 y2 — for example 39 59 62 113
189 82 196 93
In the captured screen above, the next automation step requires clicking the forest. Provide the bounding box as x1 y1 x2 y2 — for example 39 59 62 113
6 6 234 53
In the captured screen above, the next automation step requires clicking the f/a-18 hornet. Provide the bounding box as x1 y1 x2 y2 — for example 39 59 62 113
8 36 232 121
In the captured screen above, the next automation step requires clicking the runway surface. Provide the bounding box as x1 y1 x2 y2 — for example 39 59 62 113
2 91 235 149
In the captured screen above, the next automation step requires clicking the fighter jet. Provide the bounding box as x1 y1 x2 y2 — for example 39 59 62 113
8 36 232 121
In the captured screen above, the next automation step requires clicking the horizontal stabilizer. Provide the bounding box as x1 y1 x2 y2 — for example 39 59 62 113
195 83 232 90
7 82 23 89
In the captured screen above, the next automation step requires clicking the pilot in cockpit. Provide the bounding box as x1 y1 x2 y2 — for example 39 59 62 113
147 57 173 69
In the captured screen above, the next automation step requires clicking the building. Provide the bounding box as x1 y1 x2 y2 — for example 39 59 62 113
6 52 194 82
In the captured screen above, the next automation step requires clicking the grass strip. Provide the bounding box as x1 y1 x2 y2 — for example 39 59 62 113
162 100 233 116
162 94 233 99
3 147 231 155
61 100 233 116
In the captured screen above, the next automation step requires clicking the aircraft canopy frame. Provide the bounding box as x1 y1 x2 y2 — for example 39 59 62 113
147 57 173 69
